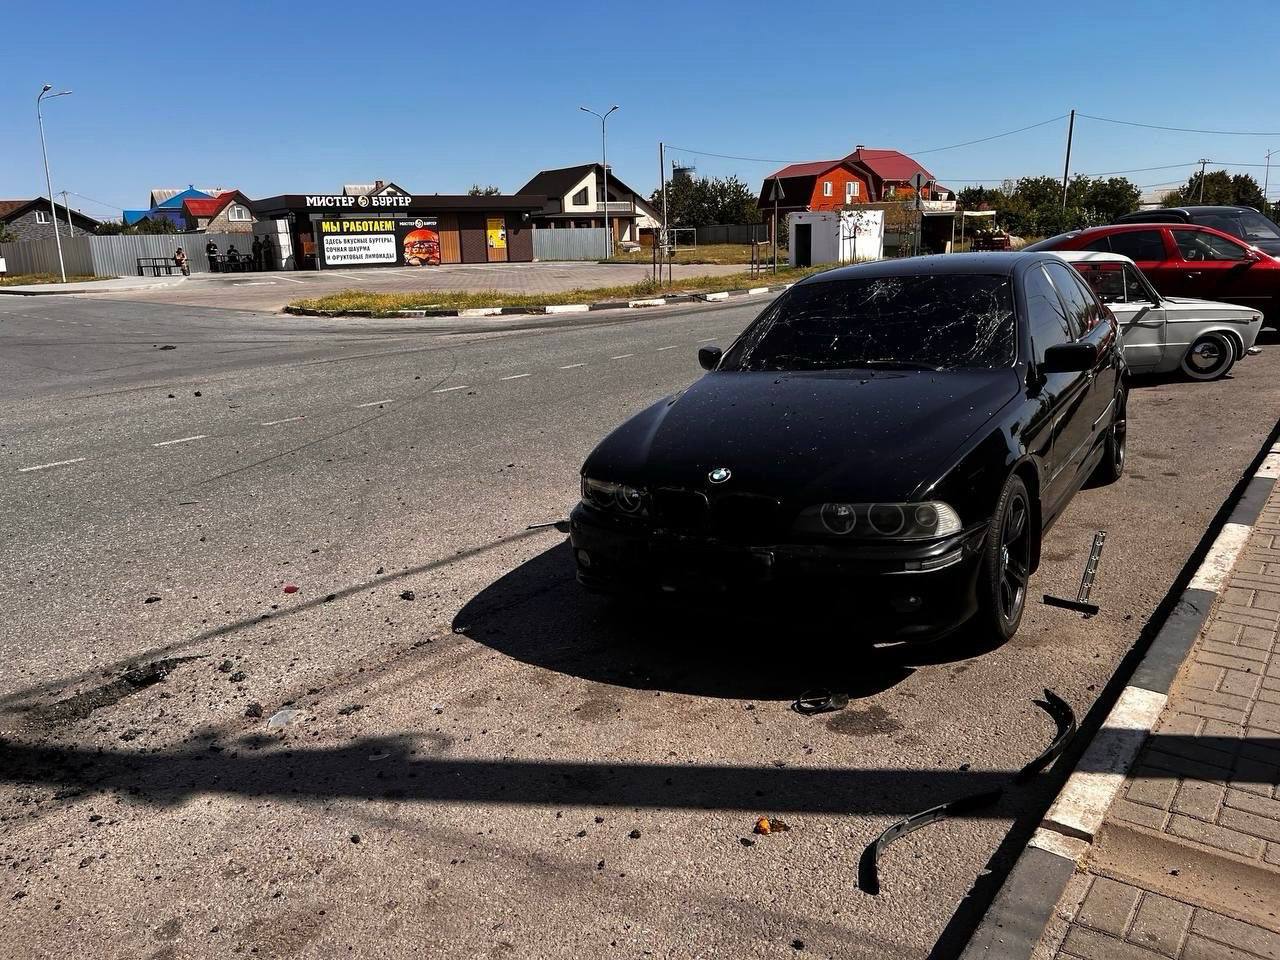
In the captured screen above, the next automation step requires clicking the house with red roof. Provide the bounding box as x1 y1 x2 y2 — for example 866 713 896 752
757 146 953 218
177 191 255 233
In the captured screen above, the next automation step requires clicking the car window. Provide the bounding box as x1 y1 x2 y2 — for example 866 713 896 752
1025 265 1072 363
1197 214 1243 238
1083 236 1112 253
1072 262 1126 303
1044 261 1094 336
721 273 1016 372
1107 230 1166 261
1240 212 1280 241
1123 264 1159 303
1174 229 1247 261
1022 231 1080 251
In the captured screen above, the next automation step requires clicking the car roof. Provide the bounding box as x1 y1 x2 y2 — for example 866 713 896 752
801 251 1052 285
1053 250 1136 265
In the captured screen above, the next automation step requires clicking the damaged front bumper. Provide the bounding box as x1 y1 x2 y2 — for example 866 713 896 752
569 502 988 639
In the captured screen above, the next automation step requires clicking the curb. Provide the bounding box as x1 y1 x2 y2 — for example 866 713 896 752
962 438 1280 959
281 282 795 319
0 277 186 296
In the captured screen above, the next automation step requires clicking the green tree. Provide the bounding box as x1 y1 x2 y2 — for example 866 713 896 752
651 173 760 227
0 221 16 244
467 184 502 196
131 217 179 234
94 219 129 235
1163 169 1243 206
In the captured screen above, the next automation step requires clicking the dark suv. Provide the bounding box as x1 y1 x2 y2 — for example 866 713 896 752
1114 206 1280 257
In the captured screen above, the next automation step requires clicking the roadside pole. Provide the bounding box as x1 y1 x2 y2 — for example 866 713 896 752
658 141 666 284
1060 108 1075 211
61 191 74 238
1198 158 1210 202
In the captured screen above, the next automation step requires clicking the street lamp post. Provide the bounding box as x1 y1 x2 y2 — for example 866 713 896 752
580 105 618 260
37 84 73 283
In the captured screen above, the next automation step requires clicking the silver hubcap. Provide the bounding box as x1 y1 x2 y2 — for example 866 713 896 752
1190 341 1222 371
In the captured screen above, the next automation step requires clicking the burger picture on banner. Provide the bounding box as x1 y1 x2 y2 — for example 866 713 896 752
399 218 440 266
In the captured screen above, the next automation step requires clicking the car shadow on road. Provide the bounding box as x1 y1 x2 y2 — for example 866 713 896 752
452 539 1003 702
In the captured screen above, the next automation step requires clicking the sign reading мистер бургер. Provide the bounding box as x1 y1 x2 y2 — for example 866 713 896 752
305 195 413 208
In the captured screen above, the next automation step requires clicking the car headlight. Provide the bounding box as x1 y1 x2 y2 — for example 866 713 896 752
797 501 962 539
582 477 648 516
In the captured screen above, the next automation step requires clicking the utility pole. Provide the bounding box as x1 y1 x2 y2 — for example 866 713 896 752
579 105 618 260
1198 159 1210 203
37 83 72 283
660 146 670 284
60 190 74 237
657 141 666 283
1265 150 1275 213
1060 109 1075 211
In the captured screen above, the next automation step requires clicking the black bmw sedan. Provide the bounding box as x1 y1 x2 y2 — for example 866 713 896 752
570 253 1127 642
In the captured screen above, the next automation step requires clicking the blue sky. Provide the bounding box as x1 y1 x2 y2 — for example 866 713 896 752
6 0 1280 220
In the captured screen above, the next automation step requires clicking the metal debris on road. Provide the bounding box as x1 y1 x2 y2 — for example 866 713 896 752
858 789 1005 896
526 519 571 533
792 690 849 715
1015 688 1077 783
1043 531 1106 617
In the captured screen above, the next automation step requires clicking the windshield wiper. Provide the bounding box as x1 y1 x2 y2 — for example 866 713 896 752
858 359 942 371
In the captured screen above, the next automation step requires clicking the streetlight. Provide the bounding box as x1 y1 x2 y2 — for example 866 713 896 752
37 83 73 283
580 104 618 260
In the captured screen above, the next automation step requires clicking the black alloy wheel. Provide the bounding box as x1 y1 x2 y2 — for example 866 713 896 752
977 474 1033 641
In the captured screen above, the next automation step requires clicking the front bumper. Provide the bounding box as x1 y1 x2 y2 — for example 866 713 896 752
569 502 989 640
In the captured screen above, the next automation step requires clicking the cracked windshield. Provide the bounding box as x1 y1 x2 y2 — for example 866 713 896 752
724 274 1015 371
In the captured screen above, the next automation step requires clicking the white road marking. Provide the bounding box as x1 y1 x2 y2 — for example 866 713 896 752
328 272 386 282
18 457 86 473
152 434 207 447
260 415 307 426
432 385 470 393
500 373 532 381
274 276 307 284
697 338 717 343
610 354 634 360
355 399 395 408
559 363 586 369
233 281 276 286
656 345 679 351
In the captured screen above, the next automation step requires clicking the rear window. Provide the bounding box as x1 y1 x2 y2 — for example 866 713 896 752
722 273 1016 372
1107 230 1166 261
1023 232 1080 251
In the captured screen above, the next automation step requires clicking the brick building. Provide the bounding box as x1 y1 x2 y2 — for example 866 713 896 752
0 198 101 242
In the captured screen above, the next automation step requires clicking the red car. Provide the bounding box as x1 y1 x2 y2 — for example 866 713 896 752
1026 223 1280 322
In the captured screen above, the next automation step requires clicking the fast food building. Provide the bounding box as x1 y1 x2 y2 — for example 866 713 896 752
251 192 547 270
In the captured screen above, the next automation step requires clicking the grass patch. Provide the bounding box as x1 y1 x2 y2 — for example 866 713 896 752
290 264 830 316
605 242 786 265
0 273 105 286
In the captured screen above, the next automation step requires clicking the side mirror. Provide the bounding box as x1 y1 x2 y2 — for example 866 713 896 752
698 346 723 370
1043 341 1098 373
1245 247 1264 262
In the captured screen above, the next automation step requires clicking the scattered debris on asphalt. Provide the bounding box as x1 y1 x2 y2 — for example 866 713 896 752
143 596 161 604
193 391 202 397
858 789 1005 895
740 837 756 847
527 519 571 533
217 660 233 673
754 817 792 835
283 584 299 594
27 655 201 725
244 702 263 718
157 344 176 350
627 829 642 839
792 690 849 715
1016 689 1077 783
337 704 364 716
228 671 246 683
399 590 415 601
1043 530 1106 617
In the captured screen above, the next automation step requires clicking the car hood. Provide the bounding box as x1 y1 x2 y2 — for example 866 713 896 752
584 368 1021 503
1160 296 1264 319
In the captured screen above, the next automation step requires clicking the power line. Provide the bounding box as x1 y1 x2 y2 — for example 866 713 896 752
665 114 1067 167
66 190 126 212
1077 113 1280 137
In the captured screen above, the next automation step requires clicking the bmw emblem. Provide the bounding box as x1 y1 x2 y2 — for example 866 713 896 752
708 466 732 484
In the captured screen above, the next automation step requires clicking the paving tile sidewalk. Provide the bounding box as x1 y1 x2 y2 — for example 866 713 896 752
1038 487 1280 959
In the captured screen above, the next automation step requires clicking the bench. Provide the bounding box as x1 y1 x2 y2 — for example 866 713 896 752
137 257 179 276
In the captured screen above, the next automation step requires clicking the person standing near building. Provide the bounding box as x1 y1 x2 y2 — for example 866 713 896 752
173 247 190 276
260 235 274 271
251 235 263 271
205 238 219 272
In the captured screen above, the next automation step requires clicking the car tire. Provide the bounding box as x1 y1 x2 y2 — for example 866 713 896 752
1090 387 1127 486
976 474 1034 643
1181 332 1236 381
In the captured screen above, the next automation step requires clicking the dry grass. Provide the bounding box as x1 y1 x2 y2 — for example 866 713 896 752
606 242 786 265
0 273 104 286
290 264 828 316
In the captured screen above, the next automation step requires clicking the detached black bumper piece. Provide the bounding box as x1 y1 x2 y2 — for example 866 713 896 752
569 503 988 640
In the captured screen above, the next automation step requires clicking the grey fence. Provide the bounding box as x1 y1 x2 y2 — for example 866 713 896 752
0 231 256 277
532 227 610 261
694 223 768 246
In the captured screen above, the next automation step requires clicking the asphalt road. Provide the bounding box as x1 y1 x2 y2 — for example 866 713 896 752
2 293 1278 959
